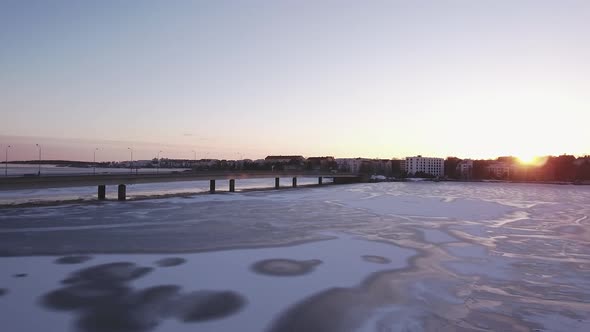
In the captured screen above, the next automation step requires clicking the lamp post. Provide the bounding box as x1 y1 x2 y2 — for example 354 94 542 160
191 150 196 172
127 147 133 174
93 148 99 175
35 144 41 176
5 145 10 177
157 150 163 174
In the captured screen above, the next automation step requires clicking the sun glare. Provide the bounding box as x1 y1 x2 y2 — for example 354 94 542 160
517 154 549 167
517 155 537 165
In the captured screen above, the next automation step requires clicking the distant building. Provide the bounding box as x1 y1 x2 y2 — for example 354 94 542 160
371 159 393 176
306 156 335 163
574 156 590 166
456 159 473 179
391 159 405 177
336 158 364 173
306 156 336 171
400 160 406 173
336 158 393 175
264 155 305 163
486 162 514 179
134 160 153 167
405 155 444 177
264 155 305 171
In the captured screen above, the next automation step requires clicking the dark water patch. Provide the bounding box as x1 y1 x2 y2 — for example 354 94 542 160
0 288 7 297
266 287 373 332
61 262 153 285
41 262 246 332
13 273 27 278
265 253 437 332
361 255 391 264
76 285 181 332
154 257 186 267
251 259 322 276
43 283 130 311
55 255 93 264
174 290 246 322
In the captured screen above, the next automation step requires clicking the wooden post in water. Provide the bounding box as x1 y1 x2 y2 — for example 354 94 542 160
210 180 216 193
229 179 235 192
98 185 106 200
117 184 126 201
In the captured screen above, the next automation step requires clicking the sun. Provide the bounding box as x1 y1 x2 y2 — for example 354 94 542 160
517 154 537 165
516 154 548 166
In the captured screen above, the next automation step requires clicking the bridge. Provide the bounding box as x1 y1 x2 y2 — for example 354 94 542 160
0 171 362 201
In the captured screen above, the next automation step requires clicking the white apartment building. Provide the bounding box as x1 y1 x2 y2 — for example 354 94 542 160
404 155 445 177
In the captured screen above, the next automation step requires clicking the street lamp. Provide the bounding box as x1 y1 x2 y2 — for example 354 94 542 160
191 150 196 172
157 150 163 174
35 144 41 176
93 148 99 175
127 147 133 174
5 145 11 177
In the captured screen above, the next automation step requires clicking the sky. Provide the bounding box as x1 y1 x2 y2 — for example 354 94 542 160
1 0 589 162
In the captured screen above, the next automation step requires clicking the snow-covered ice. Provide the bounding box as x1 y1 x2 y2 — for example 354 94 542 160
1 181 590 331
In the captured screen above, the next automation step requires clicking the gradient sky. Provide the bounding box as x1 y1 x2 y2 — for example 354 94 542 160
1 0 589 162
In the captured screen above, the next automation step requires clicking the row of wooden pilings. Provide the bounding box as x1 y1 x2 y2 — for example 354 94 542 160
98 176 325 201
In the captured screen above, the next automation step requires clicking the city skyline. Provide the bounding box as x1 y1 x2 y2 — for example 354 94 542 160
2 1 589 161
1 134 588 163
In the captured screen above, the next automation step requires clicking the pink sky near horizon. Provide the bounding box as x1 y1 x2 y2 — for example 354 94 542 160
1 135 587 163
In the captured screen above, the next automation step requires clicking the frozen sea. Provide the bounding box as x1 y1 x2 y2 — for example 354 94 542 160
1 181 590 331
